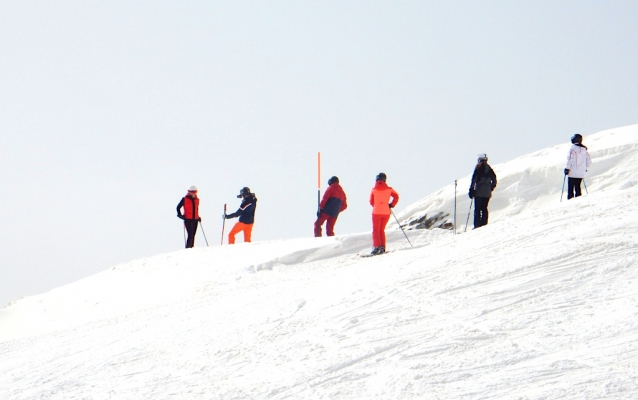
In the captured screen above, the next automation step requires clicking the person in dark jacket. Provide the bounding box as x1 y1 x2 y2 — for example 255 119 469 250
176 185 201 248
469 154 497 229
224 187 257 244
314 176 348 237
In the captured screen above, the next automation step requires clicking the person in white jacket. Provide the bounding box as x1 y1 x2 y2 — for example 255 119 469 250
564 134 592 199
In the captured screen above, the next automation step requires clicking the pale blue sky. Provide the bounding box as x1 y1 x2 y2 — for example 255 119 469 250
1 1 637 307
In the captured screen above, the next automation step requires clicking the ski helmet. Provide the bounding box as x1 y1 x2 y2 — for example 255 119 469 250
571 134 583 144
328 176 339 185
237 187 251 198
188 185 198 192
376 173 387 182
477 154 488 162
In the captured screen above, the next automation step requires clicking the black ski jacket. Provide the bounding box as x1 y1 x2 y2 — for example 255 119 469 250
470 162 497 198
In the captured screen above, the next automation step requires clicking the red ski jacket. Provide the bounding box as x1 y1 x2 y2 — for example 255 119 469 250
320 183 348 218
370 181 399 215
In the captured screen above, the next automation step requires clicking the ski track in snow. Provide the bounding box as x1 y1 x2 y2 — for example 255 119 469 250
1 125 638 399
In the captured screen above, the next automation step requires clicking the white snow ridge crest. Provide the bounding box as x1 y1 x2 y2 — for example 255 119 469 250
1 124 638 399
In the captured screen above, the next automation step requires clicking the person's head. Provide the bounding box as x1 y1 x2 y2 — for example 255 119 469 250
187 185 198 196
376 173 387 182
237 187 251 198
328 176 339 185
477 154 488 163
571 133 583 144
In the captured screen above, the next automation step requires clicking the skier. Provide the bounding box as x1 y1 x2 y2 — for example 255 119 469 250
224 187 257 244
369 173 399 255
314 176 348 237
176 185 201 248
468 154 497 229
565 134 592 199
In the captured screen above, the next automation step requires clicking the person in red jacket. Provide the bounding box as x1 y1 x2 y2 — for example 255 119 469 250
314 176 348 237
176 185 200 248
369 173 399 255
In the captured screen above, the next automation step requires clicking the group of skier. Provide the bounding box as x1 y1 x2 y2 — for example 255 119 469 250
177 135 591 254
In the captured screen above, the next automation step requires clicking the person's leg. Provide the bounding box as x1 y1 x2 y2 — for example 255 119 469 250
228 222 244 245
567 178 576 199
185 220 197 248
474 197 487 228
326 216 337 236
473 198 483 228
243 223 253 242
314 213 329 237
378 214 390 248
573 178 583 197
372 215 383 248
482 198 491 226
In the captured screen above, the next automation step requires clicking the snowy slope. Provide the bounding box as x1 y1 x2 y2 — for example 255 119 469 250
1 125 638 399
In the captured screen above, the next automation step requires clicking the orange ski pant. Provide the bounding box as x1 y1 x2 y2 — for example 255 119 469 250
228 222 253 244
372 214 391 248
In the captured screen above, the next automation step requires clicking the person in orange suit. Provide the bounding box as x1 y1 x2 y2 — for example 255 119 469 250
314 176 348 237
369 173 399 255
224 187 257 244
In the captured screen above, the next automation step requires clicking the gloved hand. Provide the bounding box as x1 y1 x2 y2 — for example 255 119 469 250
468 189 475 199
316 210 321 218
177 214 185 220
564 168 570 175
198 217 202 222
222 214 227 219
389 203 394 209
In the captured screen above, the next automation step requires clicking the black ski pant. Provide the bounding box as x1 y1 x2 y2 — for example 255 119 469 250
567 177 583 200
473 197 490 228
184 219 198 248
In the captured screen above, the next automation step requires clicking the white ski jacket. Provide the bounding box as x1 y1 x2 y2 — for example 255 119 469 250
565 144 592 179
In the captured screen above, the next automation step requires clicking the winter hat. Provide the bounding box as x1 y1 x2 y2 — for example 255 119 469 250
571 134 583 144
188 185 198 192
376 173 387 182
477 154 488 162
328 176 339 185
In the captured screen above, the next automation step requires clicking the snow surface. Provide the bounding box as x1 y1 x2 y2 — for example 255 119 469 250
1 125 638 399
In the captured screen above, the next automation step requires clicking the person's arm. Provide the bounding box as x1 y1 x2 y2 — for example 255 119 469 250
341 195 348 212
389 190 399 208
369 191 375 207
176 198 185 219
491 168 497 191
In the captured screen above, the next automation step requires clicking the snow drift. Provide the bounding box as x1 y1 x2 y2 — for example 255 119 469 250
1 124 638 399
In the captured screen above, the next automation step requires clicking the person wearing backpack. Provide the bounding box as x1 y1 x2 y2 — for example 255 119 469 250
176 185 200 248
469 154 497 229
565 134 592 200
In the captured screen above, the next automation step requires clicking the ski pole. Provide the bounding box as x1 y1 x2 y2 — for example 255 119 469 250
454 181 458 234
464 199 473 232
390 208 413 247
583 179 588 194
221 204 227 245
199 220 209 247
560 175 566 202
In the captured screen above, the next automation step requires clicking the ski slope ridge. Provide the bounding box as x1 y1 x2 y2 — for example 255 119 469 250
1 125 638 399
